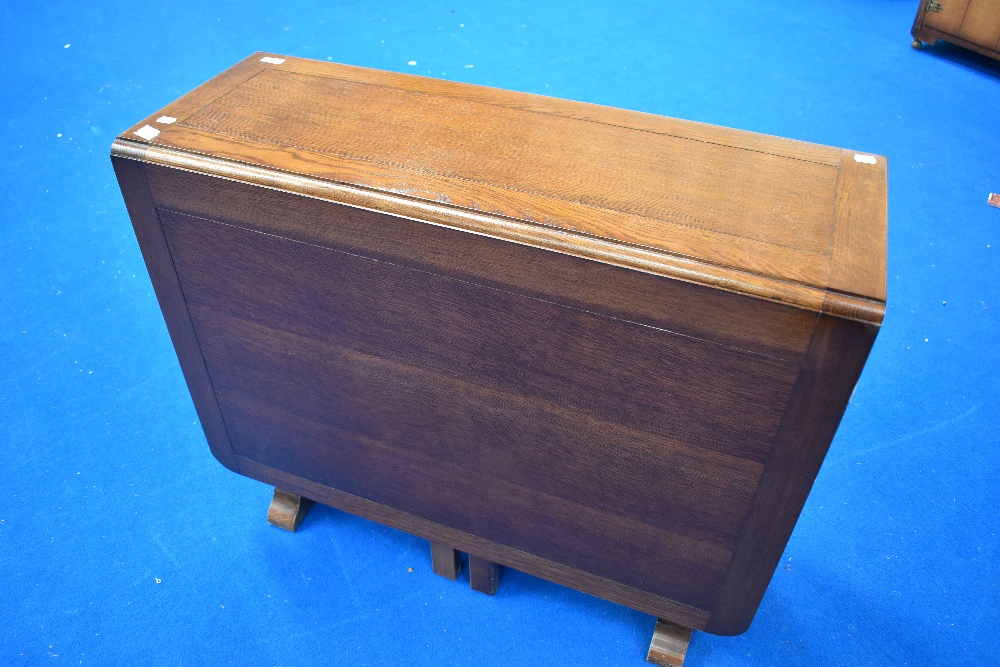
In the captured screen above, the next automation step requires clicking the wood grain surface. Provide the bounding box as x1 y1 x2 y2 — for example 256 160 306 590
115 53 887 323
921 0 972 35
181 68 838 254
112 53 887 637
145 164 818 361
959 0 1000 48
110 157 238 472
911 0 1000 61
157 206 793 610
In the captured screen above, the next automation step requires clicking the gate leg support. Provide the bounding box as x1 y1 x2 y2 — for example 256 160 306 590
267 488 315 532
469 555 499 595
431 542 462 580
646 618 692 667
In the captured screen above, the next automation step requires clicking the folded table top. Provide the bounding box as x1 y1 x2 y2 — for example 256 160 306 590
117 52 886 324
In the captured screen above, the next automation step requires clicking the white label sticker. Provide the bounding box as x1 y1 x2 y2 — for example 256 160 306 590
134 125 160 140
260 57 286 64
156 116 177 124
854 154 877 164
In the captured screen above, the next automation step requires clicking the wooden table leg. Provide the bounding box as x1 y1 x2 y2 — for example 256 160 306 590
646 618 692 667
267 488 315 532
431 542 462 580
469 555 499 595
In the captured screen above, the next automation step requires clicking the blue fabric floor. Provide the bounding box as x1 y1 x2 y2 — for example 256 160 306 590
2 1 998 665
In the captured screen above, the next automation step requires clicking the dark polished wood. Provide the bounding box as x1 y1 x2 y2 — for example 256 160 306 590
431 542 462 580
110 156 238 472
267 488 315 532
647 619 693 667
111 53 886 642
239 455 712 631
911 0 1000 61
469 556 500 596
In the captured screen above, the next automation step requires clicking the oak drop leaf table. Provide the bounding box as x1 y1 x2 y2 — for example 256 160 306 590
112 53 887 666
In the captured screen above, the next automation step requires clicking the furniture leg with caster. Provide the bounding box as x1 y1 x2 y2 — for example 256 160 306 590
910 0 1000 62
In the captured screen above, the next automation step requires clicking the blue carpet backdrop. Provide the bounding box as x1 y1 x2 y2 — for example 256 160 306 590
2 1 998 665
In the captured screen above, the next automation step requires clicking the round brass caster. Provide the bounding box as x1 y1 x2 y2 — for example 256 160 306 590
911 39 923 50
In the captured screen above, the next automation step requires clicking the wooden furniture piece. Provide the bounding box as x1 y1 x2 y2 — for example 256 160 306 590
911 0 1000 61
111 53 887 665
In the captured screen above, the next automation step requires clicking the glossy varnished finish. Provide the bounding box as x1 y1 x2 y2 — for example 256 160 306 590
111 54 887 637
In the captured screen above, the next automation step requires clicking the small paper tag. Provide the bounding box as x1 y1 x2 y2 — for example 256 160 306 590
988 193 1000 208
260 57 286 64
156 116 177 124
854 154 877 164
134 125 159 140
